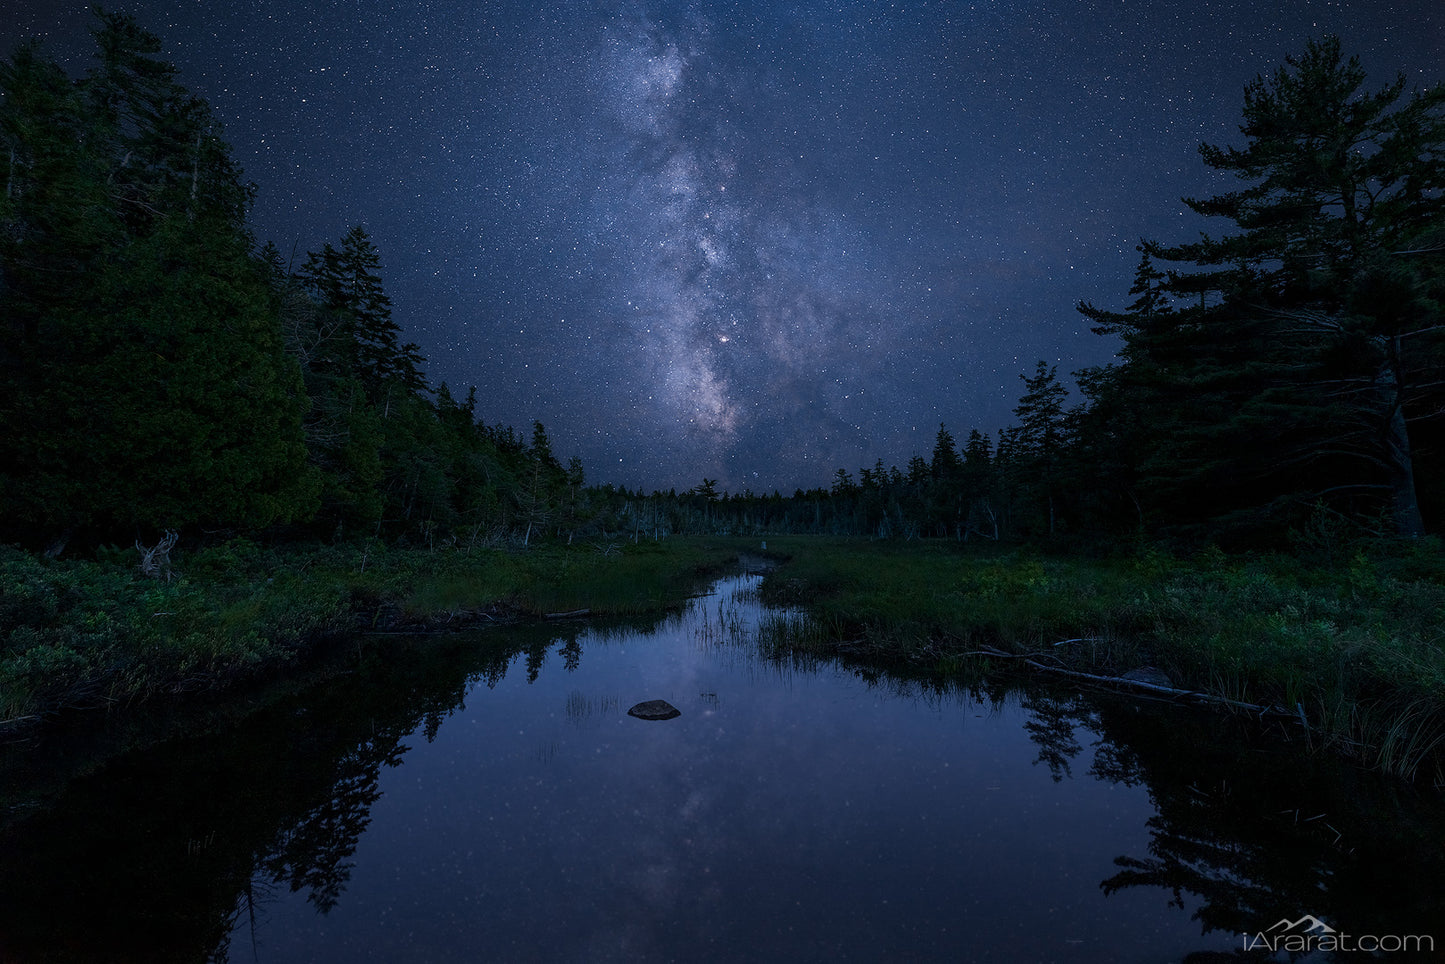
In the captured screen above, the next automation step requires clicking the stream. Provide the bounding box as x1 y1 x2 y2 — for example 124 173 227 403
1 571 1441 962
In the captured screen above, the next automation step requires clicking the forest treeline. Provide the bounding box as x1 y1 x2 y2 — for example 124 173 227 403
0 11 588 554
2 17 1442 556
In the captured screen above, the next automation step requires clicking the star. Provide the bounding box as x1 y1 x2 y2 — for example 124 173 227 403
2 0 1438 492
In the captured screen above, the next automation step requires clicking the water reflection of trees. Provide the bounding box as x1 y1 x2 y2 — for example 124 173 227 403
839 669 1444 943
5 620 1443 962
0 623 578 963
1019 691 1087 782
1015 685 1445 947
260 734 399 913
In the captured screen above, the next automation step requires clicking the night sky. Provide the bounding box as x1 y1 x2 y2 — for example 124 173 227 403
4 2 1441 493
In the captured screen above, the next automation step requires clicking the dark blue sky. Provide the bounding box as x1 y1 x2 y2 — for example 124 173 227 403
4 1 1441 492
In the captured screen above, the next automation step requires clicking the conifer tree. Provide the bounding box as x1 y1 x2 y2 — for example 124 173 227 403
925 424 964 537
0 14 315 543
300 226 425 407
86 9 252 234
929 423 962 478
1085 37 1445 539
959 429 1001 540
1009 362 1070 536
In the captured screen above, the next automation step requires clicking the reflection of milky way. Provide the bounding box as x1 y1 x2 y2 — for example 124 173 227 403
586 12 899 472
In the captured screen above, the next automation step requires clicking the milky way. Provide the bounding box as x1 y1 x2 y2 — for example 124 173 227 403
570 9 922 488
3 0 1441 492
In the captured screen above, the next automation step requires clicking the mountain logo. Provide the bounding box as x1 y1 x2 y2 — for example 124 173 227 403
1267 916 1337 935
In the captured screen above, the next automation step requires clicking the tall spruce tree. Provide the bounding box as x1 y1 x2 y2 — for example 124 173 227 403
1011 361 1069 537
300 226 425 408
960 429 1001 540
927 423 964 537
0 41 117 343
86 8 251 234
292 227 441 537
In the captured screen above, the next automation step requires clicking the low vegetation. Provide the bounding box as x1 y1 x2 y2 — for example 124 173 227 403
4 533 1443 787
0 537 739 730
752 536 1445 786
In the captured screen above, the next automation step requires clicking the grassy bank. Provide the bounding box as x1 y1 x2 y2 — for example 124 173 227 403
0 537 743 729
8 533 1444 785
753 536 1445 785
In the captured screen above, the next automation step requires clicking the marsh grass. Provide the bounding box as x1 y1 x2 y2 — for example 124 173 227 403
395 539 741 618
0 537 741 727
753 537 1445 785
7 533 1442 783
754 612 835 660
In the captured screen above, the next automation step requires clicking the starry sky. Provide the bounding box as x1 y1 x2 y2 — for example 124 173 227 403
3 2 1441 493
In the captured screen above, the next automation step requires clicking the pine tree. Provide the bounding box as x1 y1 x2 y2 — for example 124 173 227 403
1009 362 1070 536
1088 38 1445 539
0 16 316 543
529 420 563 478
929 423 962 478
1079 251 1233 534
1 40 114 286
300 226 425 407
1014 362 1067 459
959 429 1000 541
76 217 318 531
690 478 721 502
85 9 251 234
514 421 569 544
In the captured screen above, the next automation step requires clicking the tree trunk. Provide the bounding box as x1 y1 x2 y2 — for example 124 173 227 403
1378 351 1426 538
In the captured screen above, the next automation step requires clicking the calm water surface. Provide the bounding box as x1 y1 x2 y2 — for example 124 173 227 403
229 574 1217 963
2 571 1441 962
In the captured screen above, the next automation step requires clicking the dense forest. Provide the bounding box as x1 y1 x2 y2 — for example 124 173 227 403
3 17 1442 556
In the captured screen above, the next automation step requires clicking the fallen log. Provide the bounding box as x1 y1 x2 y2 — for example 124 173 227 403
958 643 1293 719
1019 658 1293 718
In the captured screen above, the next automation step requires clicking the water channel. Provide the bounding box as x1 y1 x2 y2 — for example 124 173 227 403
1 570 1442 962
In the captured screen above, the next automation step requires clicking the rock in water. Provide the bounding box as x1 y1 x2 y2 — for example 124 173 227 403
627 699 681 721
